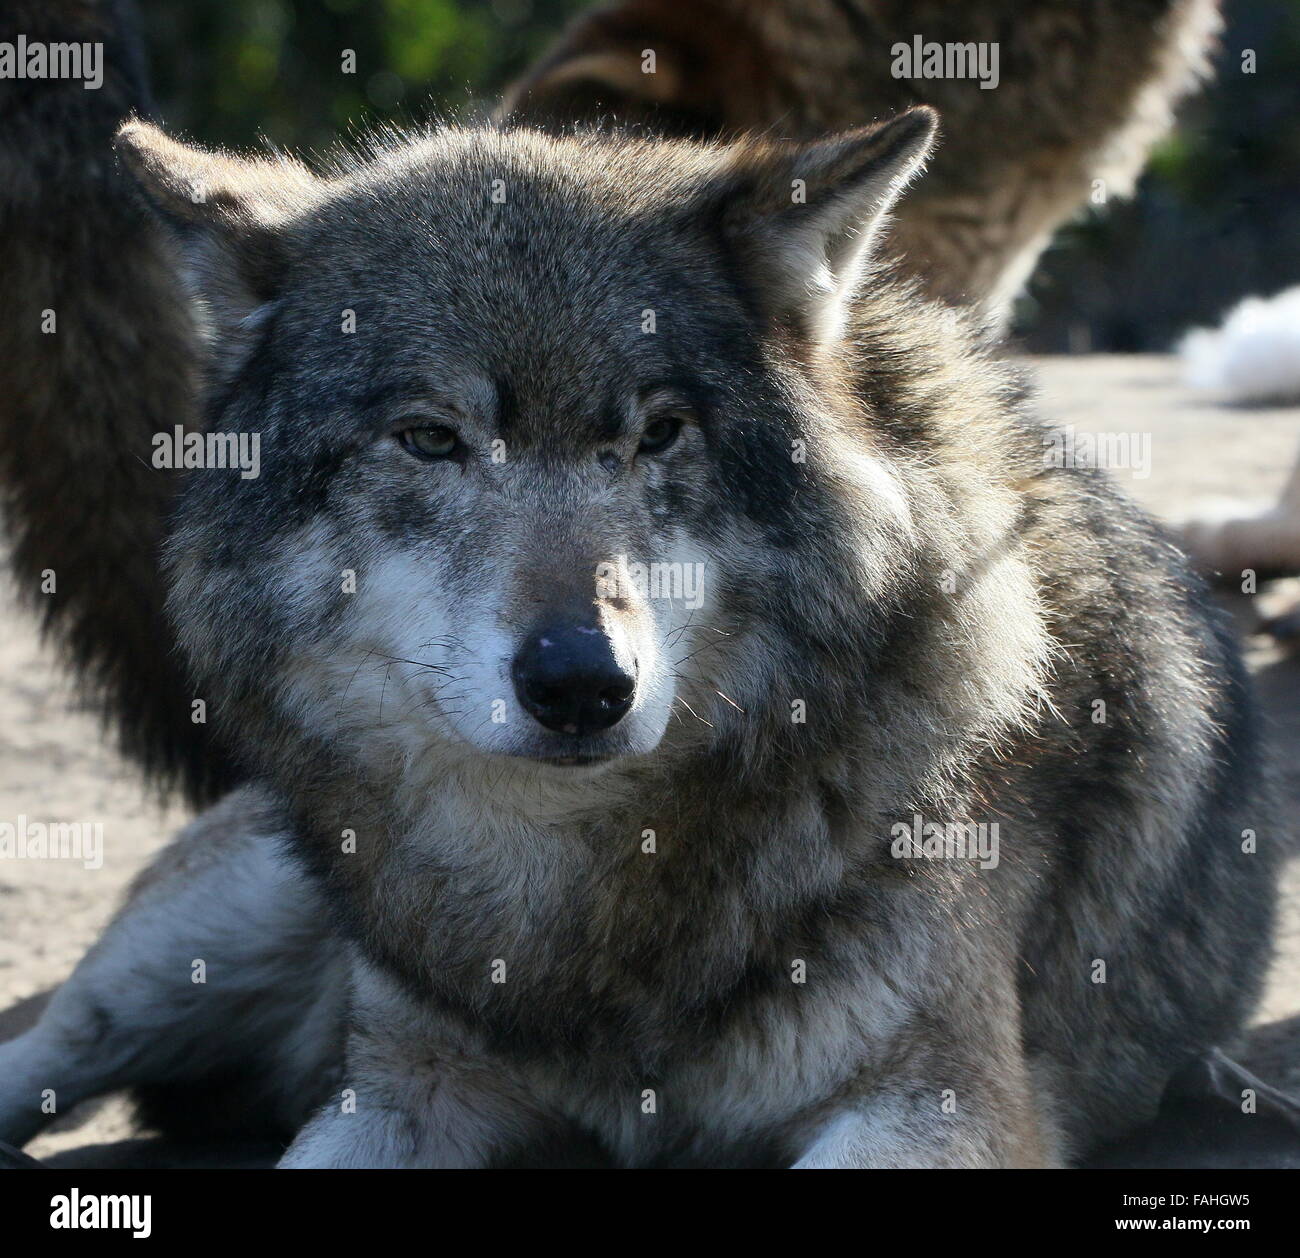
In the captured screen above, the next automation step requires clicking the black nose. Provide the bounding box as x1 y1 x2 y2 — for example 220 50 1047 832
511 621 636 735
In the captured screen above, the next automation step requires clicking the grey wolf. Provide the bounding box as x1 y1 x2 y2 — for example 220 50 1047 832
0 0 1224 809
503 0 1223 319
0 110 1276 1167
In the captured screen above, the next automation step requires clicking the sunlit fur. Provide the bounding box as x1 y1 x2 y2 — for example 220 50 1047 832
0 117 1276 1168
503 0 1223 321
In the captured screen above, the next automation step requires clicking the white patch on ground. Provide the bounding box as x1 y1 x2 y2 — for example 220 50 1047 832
1179 287 1300 404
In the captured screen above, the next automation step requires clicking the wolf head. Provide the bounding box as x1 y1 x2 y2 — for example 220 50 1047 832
112 111 1040 803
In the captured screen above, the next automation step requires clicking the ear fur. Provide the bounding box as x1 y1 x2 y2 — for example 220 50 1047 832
115 120 322 348
720 107 939 345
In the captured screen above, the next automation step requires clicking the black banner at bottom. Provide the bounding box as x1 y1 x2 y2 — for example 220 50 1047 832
0 1168 1288 1242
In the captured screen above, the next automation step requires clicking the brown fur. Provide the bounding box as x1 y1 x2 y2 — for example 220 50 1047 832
503 0 1223 317
0 0 237 800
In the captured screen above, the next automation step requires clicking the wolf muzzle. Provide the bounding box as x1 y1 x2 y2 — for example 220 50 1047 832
510 617 637 738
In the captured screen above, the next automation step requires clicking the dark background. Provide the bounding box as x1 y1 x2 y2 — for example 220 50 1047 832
135 0 1300 352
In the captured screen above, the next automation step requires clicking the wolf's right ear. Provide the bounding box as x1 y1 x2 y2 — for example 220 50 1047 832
717 108 938 348
115 121 321 343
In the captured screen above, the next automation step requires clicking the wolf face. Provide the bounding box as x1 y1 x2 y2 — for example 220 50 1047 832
117 113 940 790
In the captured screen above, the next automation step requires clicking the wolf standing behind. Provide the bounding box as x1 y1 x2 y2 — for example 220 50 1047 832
0 0 240 802
504 0 1223 319
0 104 1276 1166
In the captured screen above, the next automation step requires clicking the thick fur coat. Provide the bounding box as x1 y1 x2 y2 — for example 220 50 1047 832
0 112 1276 1167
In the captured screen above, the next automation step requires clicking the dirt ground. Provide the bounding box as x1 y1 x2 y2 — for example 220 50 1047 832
2 353 1298 1163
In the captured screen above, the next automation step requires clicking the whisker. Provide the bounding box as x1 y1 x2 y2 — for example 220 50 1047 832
674 698 714 728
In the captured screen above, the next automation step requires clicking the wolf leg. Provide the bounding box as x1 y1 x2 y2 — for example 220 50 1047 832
791 1091 1057 1169
1182 505 1300 578
500 0 1222 321
279 963 551 1168
0 787 343 1148
790 976 1060 1169
1181 448 1300 643
791 1065 1058 1170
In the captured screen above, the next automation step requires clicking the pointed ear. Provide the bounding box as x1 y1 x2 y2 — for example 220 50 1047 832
114 120 321 347
719 107 938 346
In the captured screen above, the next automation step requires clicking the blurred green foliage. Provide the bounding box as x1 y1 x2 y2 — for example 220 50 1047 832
1020 0 1300 350
137 0 586 152
135 0 1299 351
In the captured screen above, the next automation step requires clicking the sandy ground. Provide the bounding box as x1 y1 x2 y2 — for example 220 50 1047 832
1 353 1299 1162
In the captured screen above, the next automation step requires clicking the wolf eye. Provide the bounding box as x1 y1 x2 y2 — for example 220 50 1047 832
398 424 460 461
638 412 685 455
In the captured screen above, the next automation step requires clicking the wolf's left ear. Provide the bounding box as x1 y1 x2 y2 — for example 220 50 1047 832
719 107 938 346
115 120 322 346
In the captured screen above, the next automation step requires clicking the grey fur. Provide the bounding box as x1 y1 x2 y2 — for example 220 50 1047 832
0 113 1276 1166
0 1 1224 807
503 0 1223 319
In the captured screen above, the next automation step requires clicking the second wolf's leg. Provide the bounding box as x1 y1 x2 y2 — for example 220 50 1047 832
1182 447 1300 578
0 786 344 1148
500 0 1222 322
1182 446 1300 643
